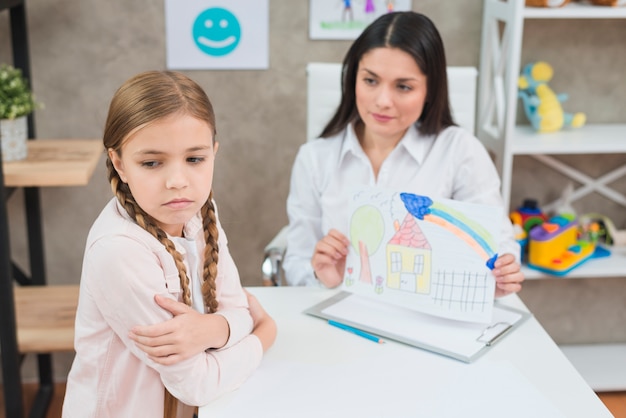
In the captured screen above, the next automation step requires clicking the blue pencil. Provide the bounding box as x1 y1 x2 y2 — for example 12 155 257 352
328 320 384 344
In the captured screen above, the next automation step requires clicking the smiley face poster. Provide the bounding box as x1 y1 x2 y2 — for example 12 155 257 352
165 0 269 70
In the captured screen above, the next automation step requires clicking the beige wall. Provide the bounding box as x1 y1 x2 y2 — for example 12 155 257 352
1 0 625 381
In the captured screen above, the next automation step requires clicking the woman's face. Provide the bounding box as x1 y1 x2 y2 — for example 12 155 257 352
109 113 218 237
355 47 427 143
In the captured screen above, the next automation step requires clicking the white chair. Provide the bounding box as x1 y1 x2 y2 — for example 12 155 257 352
262 63 478 285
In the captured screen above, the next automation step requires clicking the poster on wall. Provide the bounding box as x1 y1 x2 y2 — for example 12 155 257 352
165 0 268 70
309 0 412 40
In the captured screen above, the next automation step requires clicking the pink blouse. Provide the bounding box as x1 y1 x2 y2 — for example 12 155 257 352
63 198 262 417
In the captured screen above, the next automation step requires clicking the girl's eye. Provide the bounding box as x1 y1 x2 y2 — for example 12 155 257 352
187 157 205 164
397 84 412 92
141 161 160 168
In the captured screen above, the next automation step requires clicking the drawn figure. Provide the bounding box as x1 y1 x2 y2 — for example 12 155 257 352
386 213 432 294
400 193 499 269
364 0 376 15
385 0 395 12
341 0 354 22
350 205 385 284
346 267 355 286
375 275 384 294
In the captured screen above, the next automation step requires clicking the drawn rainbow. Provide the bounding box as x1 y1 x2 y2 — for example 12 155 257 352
399 193 498 269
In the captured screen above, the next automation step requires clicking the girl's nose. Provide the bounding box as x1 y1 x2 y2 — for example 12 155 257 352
165 167 188 189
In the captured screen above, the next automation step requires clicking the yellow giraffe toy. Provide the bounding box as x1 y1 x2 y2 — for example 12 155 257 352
518 61 586 133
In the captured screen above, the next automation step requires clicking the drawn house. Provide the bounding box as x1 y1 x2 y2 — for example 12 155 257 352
386 213 432 294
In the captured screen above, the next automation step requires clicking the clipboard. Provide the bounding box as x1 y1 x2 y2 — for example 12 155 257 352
304 291 531 363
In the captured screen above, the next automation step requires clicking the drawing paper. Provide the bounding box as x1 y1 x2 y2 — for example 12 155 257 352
342 188 502 323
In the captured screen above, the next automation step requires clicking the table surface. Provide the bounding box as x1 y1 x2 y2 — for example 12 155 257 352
200 287 611 418
3 138 102 187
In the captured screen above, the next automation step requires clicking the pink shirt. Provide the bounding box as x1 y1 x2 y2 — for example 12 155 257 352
63 198 262 417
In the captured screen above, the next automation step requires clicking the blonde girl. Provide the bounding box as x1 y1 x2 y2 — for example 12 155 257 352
63 71 276 418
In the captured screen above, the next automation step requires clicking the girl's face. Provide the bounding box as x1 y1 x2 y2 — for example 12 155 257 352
109 113 218 237
355 47 427 144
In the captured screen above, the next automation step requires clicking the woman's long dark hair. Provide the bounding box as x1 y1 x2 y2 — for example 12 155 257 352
320 12 455 138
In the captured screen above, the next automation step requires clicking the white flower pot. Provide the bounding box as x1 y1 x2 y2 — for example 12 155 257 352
0 115 28 162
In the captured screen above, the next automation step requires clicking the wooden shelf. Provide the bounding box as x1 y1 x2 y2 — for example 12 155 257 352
14 285 79 353
3 139 103 187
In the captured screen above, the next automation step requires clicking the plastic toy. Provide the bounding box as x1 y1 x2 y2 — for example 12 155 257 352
510 199 548 261
510 199 548 233
518 61 586 133
579 213 626 247
527 214 609 276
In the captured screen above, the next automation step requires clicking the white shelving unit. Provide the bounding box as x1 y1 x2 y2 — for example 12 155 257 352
477 0 626 391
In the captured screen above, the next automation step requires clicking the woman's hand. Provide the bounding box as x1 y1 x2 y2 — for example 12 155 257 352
492 253 525 298
244 289 276 352
311 228 350 288
129 294 229 365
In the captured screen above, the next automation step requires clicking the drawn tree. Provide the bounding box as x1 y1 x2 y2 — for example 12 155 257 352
350 205 384 284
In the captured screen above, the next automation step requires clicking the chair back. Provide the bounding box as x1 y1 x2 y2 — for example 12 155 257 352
306 62 478 141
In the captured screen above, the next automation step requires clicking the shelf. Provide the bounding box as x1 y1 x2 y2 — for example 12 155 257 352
511 124 626 155
523 245 626 279
3 139 103 187
14 285 79 353
524 2 626 19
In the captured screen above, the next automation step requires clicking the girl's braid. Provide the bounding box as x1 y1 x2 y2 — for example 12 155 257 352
201 192 219 313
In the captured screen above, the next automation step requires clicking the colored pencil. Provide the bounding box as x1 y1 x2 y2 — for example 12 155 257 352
328 320 384 344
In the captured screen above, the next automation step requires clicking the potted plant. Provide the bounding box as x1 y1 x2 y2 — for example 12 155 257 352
0 64 41 161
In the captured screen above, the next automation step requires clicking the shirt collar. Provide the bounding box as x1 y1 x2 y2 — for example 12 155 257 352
338 123 429 166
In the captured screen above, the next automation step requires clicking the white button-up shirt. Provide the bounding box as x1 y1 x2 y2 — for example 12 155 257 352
284 124 519 286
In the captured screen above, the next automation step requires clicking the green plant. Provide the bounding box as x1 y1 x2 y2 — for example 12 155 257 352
0 64 41 119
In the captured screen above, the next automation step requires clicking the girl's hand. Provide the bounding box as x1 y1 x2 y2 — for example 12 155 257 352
311 228 350 288
244 289 276 352
129 294 229 365
492 253 525 298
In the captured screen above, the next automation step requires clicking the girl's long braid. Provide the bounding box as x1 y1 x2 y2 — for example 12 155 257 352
107 160 193 306
201 192 219 313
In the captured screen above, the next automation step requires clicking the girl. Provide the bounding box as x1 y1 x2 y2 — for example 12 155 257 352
283 12 524 297
63 71 276 417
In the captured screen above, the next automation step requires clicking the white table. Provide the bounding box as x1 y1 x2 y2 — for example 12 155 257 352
200 287 611 418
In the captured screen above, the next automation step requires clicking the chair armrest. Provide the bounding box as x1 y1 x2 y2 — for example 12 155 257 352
262 226 288 286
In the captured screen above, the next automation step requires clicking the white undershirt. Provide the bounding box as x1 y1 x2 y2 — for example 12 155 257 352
171 235 204 313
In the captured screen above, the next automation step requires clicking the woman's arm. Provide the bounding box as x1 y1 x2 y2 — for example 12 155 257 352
283 145 325 286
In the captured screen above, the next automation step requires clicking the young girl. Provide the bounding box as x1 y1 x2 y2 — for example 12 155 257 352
284 12 524 297
63 71 276 418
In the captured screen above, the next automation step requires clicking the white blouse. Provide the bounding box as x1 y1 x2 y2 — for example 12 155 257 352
284 124 519 286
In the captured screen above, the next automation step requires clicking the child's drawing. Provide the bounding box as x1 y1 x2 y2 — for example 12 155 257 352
309 0 411 40
343 188 502 323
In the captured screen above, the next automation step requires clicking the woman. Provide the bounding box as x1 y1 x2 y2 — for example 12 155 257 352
283 12 523 298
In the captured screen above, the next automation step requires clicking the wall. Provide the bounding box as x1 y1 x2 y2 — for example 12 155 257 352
1 0 624 382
